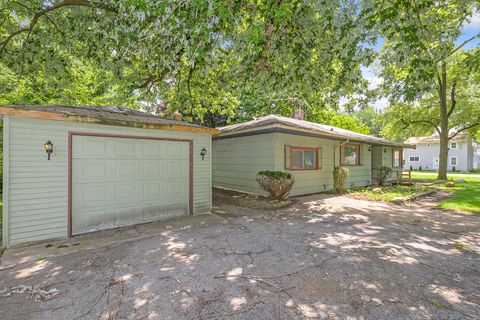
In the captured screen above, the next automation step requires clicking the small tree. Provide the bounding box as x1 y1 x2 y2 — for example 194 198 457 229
256 171 295 200
333 167 350 193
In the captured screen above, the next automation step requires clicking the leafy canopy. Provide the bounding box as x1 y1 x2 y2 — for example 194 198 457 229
0 0 376 127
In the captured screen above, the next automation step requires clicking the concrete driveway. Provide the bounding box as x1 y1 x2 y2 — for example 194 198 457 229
0 194 479 319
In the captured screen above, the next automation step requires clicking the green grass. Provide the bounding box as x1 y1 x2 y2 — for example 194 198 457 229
409 171 480 214
349 186 431 202
454 242 470 250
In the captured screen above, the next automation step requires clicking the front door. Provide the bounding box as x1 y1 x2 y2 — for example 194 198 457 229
433 157 439 169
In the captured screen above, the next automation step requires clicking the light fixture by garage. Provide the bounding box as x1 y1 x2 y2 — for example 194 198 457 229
200 148 207 160
44 140 54 160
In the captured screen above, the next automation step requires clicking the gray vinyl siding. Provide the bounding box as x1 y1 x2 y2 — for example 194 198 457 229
275 133 372 195
403 139 472 171
213 132 373 197
3 116 212 246
212 134 275 195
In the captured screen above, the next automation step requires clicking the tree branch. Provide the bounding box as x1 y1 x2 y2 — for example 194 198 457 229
0 0 114 54
401 118 438 129
447 79 457 117
448 33 480 58
448 121 480 140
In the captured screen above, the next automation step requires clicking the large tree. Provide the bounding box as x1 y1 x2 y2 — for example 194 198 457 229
0 0 376 126
367 0 479 179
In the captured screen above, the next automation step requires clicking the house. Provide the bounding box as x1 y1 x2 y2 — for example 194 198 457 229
403 132 477 171
474 143 480 170
1 105 217 247
212 114 412 196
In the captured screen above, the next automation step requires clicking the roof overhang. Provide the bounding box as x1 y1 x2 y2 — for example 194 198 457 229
0 106 219 135
216 124 415 148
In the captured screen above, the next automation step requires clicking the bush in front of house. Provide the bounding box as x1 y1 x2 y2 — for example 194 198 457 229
256 171 295 200
378 166 393 186
333 166 350 193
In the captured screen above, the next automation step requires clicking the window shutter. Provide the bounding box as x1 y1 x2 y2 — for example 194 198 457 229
316 147 322 169
284 145 291 170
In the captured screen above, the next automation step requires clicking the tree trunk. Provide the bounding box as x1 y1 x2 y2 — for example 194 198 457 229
437 63 449 180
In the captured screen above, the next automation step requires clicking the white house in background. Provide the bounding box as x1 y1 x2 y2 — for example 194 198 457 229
403 132 477 171
474 144 480 169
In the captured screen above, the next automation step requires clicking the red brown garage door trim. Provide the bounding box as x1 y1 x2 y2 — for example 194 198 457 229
67 132 194 237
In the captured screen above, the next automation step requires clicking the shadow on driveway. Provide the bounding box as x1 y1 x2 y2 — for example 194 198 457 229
0 194 479 319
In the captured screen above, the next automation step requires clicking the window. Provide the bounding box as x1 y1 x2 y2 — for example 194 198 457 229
409 156 420 162
393 148 403 168
341 143 361 166
450 157 457 166
285 146 320 170
450 142 457 149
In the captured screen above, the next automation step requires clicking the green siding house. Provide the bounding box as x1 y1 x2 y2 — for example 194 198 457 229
213 115 410 196
1 105 217 247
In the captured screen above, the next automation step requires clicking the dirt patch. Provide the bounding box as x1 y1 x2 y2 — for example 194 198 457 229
213 187 295 210
0 194 479 319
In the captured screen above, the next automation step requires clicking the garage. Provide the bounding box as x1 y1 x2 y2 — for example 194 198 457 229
1 105 217 246
71 133 192 235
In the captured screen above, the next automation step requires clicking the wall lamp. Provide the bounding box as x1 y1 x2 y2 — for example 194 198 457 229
44 140 54 160
200 148 207 160
384 148 387 153
368 147 372 152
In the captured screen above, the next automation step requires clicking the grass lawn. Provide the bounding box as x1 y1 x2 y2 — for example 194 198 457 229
349 186 431 202
410 171 480 214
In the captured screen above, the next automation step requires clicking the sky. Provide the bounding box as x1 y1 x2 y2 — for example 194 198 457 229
364 11 480 112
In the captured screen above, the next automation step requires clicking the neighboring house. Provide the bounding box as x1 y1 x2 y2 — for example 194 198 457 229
404 132 476 171
1 105 217 247
213 115 412 196
474 143 480 170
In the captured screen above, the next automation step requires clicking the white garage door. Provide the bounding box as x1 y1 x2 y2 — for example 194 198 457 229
72 135 190 235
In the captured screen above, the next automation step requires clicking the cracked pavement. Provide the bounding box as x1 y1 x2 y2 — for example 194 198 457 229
0 193 479 319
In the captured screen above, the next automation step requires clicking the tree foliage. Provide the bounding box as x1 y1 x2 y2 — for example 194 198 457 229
0 0 376 127
367 0 480 179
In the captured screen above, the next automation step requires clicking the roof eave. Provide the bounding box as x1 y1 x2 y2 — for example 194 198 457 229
0 106 219 135
217 124 411 147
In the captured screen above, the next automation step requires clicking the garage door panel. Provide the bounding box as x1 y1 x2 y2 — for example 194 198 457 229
114 140 137 158
82 137 110 157
72 135 190 235
141 141 164 158
143 161 167 177
114 161 137 178
143 182 167 200
114 184 137 202
167 160 188 178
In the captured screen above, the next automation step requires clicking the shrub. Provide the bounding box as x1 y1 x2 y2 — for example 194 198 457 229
378 166 392 186
452 166 456 172
409 165 413 171
419 166 423 171
256 171 295 200
333 166 350 193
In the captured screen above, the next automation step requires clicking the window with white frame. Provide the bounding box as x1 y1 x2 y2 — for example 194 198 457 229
450 142 457 149
409 156 420 162
450 157 457 166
